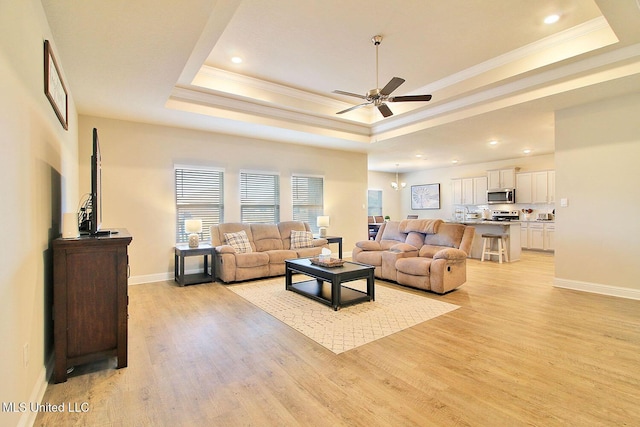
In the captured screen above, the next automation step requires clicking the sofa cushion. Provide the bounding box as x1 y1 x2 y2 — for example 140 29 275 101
251 223 284 252
278 221 310 249
399 219 443 234
266 250 297 264
234 252 269 268
423 223 465 248
224 230 253 253
290 230 314 249
377 221 407 243
396 257 432 276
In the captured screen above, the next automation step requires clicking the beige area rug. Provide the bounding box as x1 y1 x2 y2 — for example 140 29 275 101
227 278 459 354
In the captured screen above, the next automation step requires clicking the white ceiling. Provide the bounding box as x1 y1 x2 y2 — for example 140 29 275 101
41 0 640 172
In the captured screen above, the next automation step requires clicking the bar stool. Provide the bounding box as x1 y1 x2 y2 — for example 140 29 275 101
481 233 509 263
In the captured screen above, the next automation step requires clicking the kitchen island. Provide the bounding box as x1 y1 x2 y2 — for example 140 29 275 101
449 220 521 262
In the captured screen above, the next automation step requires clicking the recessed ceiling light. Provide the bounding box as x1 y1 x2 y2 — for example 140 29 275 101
523 149 532 154
544 14 560 24
489 140 498 146
231 56 243 64
452 159 459 164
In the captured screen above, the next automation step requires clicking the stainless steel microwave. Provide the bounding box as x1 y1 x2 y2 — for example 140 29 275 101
487 189 516 204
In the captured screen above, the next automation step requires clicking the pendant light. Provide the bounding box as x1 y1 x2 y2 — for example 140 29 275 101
391 164 406 190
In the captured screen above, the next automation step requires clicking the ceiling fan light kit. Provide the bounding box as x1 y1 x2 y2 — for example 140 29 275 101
334 35 432 118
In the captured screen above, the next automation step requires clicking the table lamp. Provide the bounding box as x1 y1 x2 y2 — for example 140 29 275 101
317 216 330 237
185 219 202 248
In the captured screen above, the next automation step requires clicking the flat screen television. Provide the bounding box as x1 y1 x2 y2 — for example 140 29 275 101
79 128 111 235
90 127 102 235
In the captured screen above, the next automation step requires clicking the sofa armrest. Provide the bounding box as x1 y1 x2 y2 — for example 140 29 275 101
433 248 468 261
355 240 382 251
215 245 237 254
312 238 328 247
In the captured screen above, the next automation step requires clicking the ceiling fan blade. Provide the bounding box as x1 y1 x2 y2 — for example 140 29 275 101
337 102 370 115
379 77 405 96
377 103 393 118
333 90 367 100
389 94 432 102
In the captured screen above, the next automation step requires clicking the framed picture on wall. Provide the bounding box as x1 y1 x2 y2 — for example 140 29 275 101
411 183 440 210
44 40 68 130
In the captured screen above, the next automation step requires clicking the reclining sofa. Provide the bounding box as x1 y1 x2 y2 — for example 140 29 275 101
352 219 475 294
210 221 328 283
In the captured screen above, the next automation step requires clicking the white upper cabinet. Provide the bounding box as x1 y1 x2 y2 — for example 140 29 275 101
452 176 488 205
516 173 532 204
547 171 555 204
474 176 488 205
516 170 555 204
487 168 516 190
532 171 549 203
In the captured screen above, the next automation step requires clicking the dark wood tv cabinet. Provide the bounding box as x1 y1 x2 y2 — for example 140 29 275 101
52 229 132 383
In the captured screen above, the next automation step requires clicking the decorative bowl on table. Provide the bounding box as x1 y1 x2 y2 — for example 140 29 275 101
310 257 344 268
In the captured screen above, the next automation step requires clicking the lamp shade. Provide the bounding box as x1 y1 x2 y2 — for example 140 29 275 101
317 216 330 227
185 219 202 234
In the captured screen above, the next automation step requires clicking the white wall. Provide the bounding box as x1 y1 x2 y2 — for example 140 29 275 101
0 1 79 426
367 171 403 221
78 116 369 282
554 92 640 297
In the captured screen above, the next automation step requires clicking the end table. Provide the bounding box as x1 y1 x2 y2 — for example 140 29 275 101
174 243 215 286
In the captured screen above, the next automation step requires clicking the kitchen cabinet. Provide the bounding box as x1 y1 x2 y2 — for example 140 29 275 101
532 171 549 203
529 223 544 250
548 171 555 203
474 176 488 204
516 173 532 203
452 179 463 205
544 223 555 251
452 176 487 205
487 168 516 190
521 222 555 251
516 170 555 204
520 222 529 248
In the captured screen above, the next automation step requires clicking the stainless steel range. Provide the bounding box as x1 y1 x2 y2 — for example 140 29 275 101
491 210 520 221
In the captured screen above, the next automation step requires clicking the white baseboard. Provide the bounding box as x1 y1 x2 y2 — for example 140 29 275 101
18 355 53 427
129 251 353 286
554 278 640 300
129 272 173 285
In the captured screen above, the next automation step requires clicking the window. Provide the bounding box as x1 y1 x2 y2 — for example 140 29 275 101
292 175 324 233
240 171 280 223
175 166 224 243
368 189 383 216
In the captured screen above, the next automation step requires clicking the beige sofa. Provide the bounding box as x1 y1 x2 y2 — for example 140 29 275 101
210 221 328 283
352 219 475 294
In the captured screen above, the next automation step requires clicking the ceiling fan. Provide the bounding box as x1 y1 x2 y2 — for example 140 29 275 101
333 35 432 118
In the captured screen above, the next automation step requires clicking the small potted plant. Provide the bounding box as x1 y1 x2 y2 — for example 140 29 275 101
384 215 390 222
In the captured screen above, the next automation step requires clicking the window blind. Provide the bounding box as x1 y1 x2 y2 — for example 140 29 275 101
292 175 324 232
175 166 224 242
240 171 280 223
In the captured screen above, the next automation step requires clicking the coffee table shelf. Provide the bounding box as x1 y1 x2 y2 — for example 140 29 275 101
289 279 371 308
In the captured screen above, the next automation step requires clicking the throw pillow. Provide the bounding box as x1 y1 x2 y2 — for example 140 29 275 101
290 230 313 249
224 230 253 253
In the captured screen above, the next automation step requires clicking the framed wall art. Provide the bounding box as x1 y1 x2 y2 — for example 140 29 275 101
44 40 68 130
411 183 440 210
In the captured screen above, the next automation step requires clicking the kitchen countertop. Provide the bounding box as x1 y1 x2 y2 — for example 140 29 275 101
448 220 555 225
448 220 522 225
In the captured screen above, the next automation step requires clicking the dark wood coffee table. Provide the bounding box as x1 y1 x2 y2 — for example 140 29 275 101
285 258 375 311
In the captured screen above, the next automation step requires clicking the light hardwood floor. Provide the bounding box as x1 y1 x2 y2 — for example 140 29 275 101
35 251 640 426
